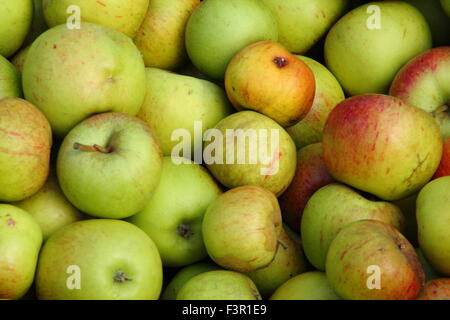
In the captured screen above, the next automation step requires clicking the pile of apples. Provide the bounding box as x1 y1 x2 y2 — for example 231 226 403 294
0 0 449 300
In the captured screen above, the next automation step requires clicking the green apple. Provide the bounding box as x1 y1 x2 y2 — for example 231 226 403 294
138 68 233 156
43 0 149 38
417 176 450 276
301 183 405 270
441 0 450 18
270 271 341 300
0 204 42 299
14 172 86 241
202 186 282 272
0 98 52 202
22 22 146 137
324 1 432 95
0 55 22 99
0 0 33 57
57 112 162 219
185 0 278 80
135 0 200 69
261 0 348 54
24 0 48 46
36 219 163 300
161 262 221 300
177 270 261 300
129 156 222 267
287 56 345 149
11 46 30 74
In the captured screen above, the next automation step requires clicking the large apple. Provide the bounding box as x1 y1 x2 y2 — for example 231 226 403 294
129 156 222 267
0 0 33 57
43 0 149 38
434 137 450 178
324 1 432 95
225 41 315 127
0 204 42 299
22 22 146 137
0 98 52 202
57 112 162 219
0 55 22 99
185 0 278 80
323 94 442 201
36 219 163 300
390 47 450 138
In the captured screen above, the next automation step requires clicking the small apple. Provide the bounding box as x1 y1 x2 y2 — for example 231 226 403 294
417 278 450 300
57 112 162 219
434 137 450 178
36 219 163 300
0 55 22 99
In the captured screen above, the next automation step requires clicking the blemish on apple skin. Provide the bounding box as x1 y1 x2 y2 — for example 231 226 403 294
273 57 288 68
7 219 15 227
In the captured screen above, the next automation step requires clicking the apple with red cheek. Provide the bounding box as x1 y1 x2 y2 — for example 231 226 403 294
417 278 450 300
322 94 442 201
433 136 450 178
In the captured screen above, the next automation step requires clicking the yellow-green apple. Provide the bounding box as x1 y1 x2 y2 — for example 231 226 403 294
0 98 52 202
22 23 146 137
245 227 307 297
270 271 341 300
36 219 163 300
416 248 441 282
416 176 450 276
57 112 162 219
11 46 30 74
135 0 200 70
129 156 221 267
185 0 278 80
0 204 42 299
417 278 450 300
390 47 450 138
434 137 450 178
302 183 405 270
287 56 345 149
324 1 432 95
202 186 282 272
261 0 348 54
205 111 297 196
278 143 335 232
177 270 261 300
0 55 21 99
14 172 86 241
24 0 48 46
161 262 221 300
0 0 33 57
326 220 425 300
43 0 149 38
441 0 450 17
323 94 442 201
137 68 233 157
225 41 315 127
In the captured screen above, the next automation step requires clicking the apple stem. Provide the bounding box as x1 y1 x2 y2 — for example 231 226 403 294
113 271 132 283
73 142 112 153
278 238 289 250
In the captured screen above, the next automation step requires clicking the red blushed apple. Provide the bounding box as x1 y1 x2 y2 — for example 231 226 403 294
434 137 450 178
417 278 450 300
278 143 334 232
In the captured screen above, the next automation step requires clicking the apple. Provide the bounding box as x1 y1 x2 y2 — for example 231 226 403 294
23 0 48 46
205 111 297 196
161 262 221 300
185 0 278 80
324 1 432 95
261 0 348 54
129 156 222 267
0 55 22 99
434 137 450 178
0 0 33 57
134 0 200 70
0 204 42 299
287 55 345 149
36 219 163 300
137 68 233 156
14 172 86 241
0 98 52 202
323 94 442 201
202 186 282 272
176 270 261 300
57 112 162 219
43 0 149 38
225 41 316 127
417 278 450 300
11 46 30 74
441 0 450 18
326 220 424 300
278 143 335 232
270 271 341 300
22 22 146 137
389 47 450 138
301 183 405 271
416 176 450 276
